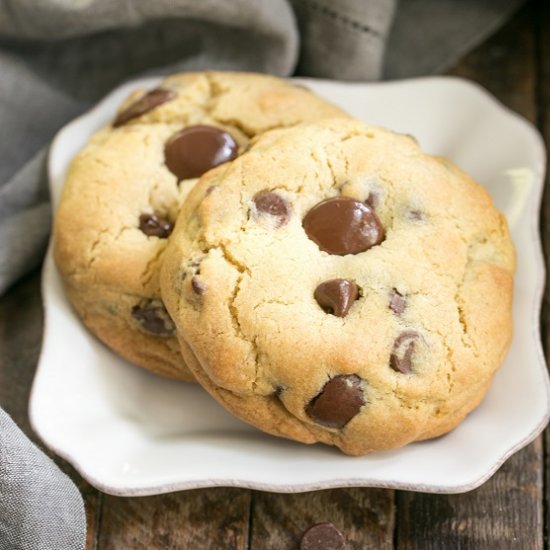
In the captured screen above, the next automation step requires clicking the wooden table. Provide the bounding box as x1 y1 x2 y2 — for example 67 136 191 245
1 2 549 548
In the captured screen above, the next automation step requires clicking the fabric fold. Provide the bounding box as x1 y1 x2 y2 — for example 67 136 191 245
0 408 86 550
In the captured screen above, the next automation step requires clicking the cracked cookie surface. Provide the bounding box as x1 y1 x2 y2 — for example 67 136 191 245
161 118 515 454
53 71 348 381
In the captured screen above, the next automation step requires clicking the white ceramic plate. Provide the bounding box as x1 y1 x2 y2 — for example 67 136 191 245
30 76 549 495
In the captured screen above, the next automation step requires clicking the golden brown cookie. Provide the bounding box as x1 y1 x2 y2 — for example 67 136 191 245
161 118 515 453
53 72 349 381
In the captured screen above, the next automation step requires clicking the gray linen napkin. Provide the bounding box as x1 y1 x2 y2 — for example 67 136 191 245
385 0 527 78
0 1 525 548
0 409 86 550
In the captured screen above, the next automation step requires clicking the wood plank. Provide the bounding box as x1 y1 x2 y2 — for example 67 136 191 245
97 489 250 549
396 440 543 549
396 2 544 548
249 488 394 549
83 484 103 550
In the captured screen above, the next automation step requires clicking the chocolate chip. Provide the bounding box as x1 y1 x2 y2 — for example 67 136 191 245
389 288 406 315
164 125 238 181
314 279 358 317
253 191 291 227
131 301 175 336
139 213 173 238
113 89 176 127
300 523 345 550
303 197 384 255
390 331 418 373
306 374 364 429
191 276 206 295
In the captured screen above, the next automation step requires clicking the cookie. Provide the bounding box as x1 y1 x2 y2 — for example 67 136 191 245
160 118 515 454
53 72 349 381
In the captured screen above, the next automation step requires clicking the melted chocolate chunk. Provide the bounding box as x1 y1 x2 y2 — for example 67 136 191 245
253 191 291 227
131 301 175 336
164 125 238 181
191 276 206 295
314 279 358 317
390 331 418 373
306 374 364 429
113 89 176 127
303 197 384 255
139 213 173 238
300 523 345 550
389 288 406 315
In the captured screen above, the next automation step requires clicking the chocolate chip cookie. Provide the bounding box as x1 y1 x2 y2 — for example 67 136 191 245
161 118 515 454
53 72 348 381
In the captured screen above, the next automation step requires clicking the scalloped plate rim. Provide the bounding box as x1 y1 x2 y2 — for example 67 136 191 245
29 74 550 496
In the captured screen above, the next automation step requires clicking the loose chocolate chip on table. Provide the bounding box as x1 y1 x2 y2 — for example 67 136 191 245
253 191 291 227
113 89 176 127
303 197 384 255
389 288 406 315
390 331 418 373
165 125 238 181
131 301 175 336
306 374 364 429
314 279 358 317
191 276 206 295
139 213 173 238
300 522 345 550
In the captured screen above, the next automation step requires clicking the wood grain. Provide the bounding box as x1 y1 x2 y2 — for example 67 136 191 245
97 489 250 549
396 439 543 549
250 488 394 549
